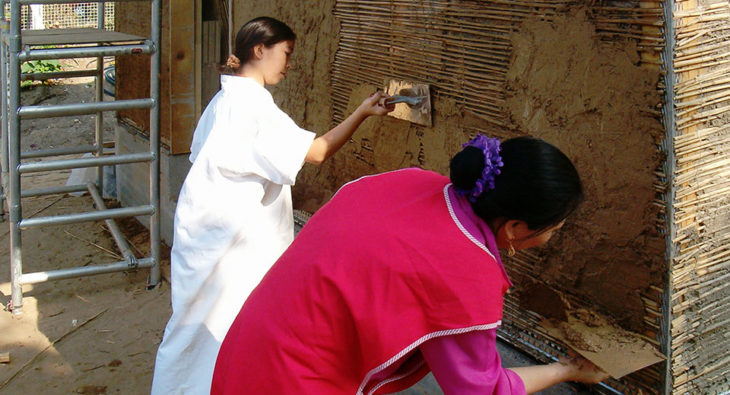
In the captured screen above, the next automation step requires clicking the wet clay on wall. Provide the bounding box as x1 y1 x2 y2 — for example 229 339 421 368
235 3 666 333
543 310 665 378
504 10 666 330
295 84 493 212
295 8 666 333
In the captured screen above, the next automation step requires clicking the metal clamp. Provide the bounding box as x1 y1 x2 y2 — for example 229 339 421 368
126 255 139 269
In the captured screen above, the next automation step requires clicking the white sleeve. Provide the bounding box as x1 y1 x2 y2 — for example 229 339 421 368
209 100 315 185
249 104 316 185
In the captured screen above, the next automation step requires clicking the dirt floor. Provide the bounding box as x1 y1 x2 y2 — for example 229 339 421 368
0 59 173 393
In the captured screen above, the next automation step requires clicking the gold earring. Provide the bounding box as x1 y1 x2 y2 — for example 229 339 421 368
508 241 516 257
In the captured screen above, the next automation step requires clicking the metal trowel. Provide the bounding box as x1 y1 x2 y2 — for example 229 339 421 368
384 79 432 127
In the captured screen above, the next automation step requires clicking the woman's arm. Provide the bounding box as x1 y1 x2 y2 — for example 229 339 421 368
420 329 526 395
421 329 609 395
305 91 393 164
510 356 609 394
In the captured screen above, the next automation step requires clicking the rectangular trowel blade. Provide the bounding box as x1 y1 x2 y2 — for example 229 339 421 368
384 79 432 127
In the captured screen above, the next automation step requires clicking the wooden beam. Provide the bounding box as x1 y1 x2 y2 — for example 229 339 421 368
168 0 197 154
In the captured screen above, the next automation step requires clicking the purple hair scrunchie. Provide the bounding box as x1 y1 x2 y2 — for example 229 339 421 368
455 134 504 202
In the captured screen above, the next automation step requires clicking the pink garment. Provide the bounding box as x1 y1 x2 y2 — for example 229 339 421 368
448 186 513 288
212 168 512 394
422 330 526 395
369 186 525 394
416 187 525 395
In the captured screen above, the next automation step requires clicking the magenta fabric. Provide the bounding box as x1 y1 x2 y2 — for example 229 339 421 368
447 186 513 288
421 329 527 395
409 186 524 395
212 168 512 394
370 186 524 394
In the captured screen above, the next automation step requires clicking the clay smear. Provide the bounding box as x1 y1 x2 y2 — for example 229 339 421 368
544 309 665 378
504 8 666 331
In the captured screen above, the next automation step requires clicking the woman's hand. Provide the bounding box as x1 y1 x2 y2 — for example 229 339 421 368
511 355 608 393
356 91 395 116
559 356 610 384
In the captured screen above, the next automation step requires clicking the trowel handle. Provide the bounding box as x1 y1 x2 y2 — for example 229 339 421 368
386 95 421 106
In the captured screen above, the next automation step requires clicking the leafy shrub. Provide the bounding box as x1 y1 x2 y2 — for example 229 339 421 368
20 59 62 88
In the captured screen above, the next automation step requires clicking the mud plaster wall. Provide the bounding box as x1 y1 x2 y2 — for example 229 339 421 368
505 11 666 331
234 4 666 333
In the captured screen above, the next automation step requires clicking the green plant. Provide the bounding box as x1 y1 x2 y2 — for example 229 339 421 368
20 59 62 88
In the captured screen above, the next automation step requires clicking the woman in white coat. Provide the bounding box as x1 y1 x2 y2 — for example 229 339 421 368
151 16 394 394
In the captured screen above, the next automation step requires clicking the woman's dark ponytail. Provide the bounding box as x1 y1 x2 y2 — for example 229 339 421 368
219 16 296 75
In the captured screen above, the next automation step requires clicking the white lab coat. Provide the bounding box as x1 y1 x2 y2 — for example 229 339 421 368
151 75 315 394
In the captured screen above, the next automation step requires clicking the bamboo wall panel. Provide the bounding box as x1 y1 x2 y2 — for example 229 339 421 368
332 1 667 393
670 0 730 392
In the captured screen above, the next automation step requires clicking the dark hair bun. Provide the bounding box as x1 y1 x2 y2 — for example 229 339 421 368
449 146 485 190
459 136 583 232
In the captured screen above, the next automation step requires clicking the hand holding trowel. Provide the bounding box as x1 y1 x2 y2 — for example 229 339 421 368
383 79 432 127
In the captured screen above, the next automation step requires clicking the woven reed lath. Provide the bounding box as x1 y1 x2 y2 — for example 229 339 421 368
332 1 668 393
669 0 730 392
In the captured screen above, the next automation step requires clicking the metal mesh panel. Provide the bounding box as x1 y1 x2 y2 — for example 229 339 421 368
3 5 32 29
43 3 114 30
4 3 115 31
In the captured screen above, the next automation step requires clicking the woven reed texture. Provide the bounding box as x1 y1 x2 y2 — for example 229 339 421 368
331 0 665 127
670 0 730 392
332 1 668 393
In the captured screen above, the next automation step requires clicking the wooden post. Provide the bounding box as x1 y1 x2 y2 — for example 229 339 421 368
168 0 199 154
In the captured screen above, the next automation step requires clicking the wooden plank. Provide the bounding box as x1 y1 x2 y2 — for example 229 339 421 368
159 0 172 149
168 0 197 155
115 1 155 140
22 28 145 46
195 0 203 120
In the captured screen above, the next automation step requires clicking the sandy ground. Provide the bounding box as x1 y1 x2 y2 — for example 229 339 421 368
0 58 174 394
0 60 578 395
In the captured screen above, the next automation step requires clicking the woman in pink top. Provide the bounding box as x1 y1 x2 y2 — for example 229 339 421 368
212 136 609 394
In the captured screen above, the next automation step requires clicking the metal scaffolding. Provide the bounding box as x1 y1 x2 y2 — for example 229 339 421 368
0 0 160 315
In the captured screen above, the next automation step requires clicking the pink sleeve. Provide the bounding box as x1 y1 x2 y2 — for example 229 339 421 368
420 329 526 395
